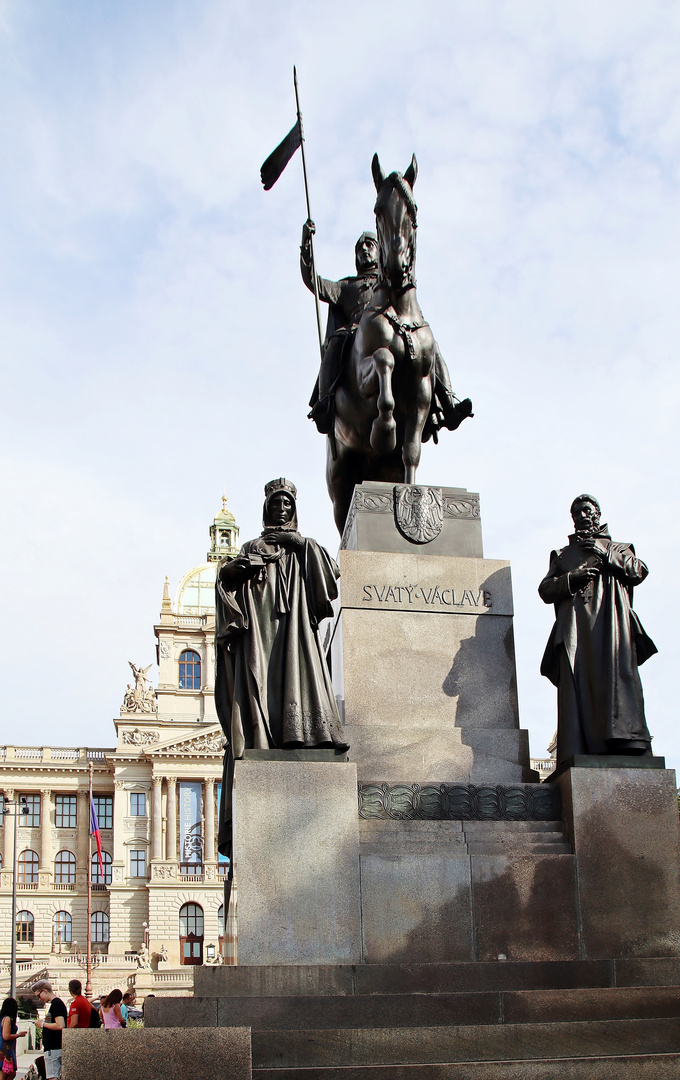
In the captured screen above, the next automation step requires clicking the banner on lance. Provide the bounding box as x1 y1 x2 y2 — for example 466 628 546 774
179 782 203 865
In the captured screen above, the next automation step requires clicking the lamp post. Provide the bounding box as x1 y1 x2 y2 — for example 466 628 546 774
3 796 30 999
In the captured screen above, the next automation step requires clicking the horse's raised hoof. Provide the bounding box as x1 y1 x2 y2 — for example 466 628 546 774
370 417 397 454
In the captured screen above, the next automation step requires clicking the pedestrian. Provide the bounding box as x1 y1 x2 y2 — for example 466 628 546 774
32 982 66 1080
66 980 91 1029
1 998 28 1080
100 990 126 1029
120 993 134 1024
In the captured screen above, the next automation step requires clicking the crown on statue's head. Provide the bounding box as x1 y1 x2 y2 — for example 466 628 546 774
264 477 297 501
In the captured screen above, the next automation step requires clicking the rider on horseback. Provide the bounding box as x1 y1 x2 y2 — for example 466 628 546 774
301 219 471 440
301 220 380 435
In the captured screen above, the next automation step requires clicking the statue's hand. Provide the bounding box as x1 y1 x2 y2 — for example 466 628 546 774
579 536 606 562
268 530 304 552
302 218 316 245
570 565 599 591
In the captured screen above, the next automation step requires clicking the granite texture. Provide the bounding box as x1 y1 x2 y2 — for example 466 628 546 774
557 767 680 959
61 1027 251 1079
360 852 474 963
144 996 217 1028
250 1016 680 1069
232 760 361 965
340 481 483 558
471 854 579 962
253 1054 680 1079
194 964 355 998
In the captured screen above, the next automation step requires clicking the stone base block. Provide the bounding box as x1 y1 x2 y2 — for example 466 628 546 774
557 766 680 959
233 759 361 965
62 1027 251 1079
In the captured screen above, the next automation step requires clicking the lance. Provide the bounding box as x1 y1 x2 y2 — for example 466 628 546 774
293 67 324 363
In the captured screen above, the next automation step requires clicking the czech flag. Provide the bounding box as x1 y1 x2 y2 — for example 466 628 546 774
90 795 104 879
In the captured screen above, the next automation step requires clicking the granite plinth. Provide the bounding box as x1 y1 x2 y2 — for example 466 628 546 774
340 481 483 557
232 759 361 965
331 550 533 782
557 766 680 959
548 754 666 781
61 1027 251 1079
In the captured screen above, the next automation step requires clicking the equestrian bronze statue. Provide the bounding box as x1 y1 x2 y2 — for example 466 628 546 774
310 154 473 534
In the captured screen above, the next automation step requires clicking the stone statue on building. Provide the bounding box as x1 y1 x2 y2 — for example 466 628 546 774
121 663 156 714
137 942 151 969
539 494 657 766
215 478 349 857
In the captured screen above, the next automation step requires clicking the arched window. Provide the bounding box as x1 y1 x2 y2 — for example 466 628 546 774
91 911 109 943
179 650 201 690
16 910 34 943
179 902 204 965
18 849 39 884
55 850 76 885
53 911 72 944
91 851 112 885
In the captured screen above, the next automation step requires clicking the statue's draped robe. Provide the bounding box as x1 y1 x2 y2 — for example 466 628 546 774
539 531 657 764
215 534 347 856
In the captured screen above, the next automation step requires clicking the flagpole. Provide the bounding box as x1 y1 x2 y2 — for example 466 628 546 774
293 66 324 362
86 763 93 999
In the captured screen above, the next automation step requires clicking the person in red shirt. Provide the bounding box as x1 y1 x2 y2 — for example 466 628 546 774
67 980 92 1028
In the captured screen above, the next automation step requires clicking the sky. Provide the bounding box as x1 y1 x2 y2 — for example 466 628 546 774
1 0 679 769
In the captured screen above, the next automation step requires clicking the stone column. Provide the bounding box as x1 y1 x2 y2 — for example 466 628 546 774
77 790 89 888
152 777 163 861
166 778 177 862
40 789 52 872
204 778 215 865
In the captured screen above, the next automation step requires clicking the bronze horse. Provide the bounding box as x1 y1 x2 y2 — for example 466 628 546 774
326 154 471 534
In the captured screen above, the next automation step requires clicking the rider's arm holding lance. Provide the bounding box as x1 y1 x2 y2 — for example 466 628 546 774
300 220 342 308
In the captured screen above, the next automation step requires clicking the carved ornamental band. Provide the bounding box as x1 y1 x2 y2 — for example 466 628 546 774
358 782 561 821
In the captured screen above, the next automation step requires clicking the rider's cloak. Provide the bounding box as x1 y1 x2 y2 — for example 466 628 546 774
538 527 657 765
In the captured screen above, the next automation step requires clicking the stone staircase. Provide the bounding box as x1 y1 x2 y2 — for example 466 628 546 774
146 958 680 1078
359 818 572 856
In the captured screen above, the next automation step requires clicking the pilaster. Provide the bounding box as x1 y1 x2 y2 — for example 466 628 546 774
166 777 177 863
152 776 163 861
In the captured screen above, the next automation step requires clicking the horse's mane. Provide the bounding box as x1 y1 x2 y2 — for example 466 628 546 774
374 172 418 228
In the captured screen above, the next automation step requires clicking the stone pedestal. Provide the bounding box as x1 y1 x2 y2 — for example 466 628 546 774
556 765 680 959
331 483 535 783
232 758 361 965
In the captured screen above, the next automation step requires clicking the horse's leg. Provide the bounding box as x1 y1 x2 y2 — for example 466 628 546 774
326 442 358 536
362 347 396 455
402 381 432 484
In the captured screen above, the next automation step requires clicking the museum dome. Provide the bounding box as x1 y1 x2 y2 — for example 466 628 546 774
171 497 240 616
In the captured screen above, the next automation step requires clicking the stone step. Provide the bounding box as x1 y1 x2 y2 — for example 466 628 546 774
466 841 572 855
146 985 680 1032
254 1052 680 1079
250 1016 680 1070
193 957 680 999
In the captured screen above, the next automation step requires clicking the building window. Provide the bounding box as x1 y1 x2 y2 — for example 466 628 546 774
55 850 76 885
91 911 109 943
53 911 72 944
179 902 204 965
16 910 34 944
21 795 40 828
55 795 77 829
18 849 39 884
179 650 201 690
130 793 146 817
93 795 113 830
130 850 146 878
180 862 203 876
91 851 112 885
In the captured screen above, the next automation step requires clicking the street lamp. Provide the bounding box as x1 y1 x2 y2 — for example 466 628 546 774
3 796 30 999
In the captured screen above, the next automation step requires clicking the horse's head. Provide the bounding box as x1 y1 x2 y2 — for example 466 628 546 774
372 153 418 290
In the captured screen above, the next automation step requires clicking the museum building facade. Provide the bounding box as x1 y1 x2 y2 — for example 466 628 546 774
0 500 239 996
